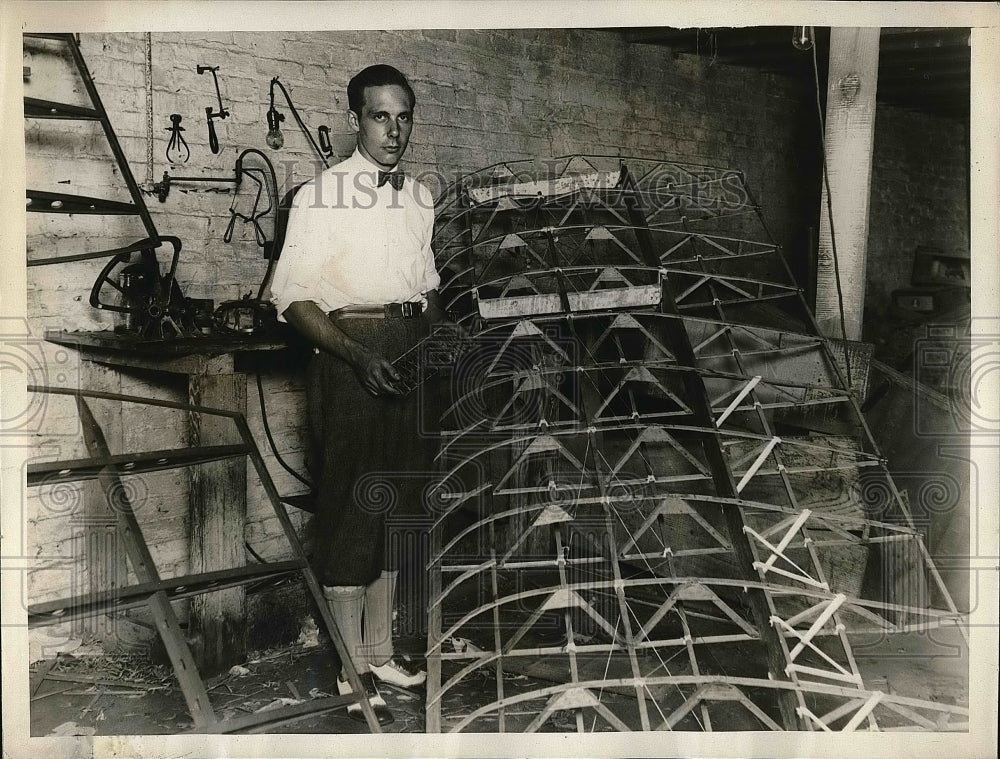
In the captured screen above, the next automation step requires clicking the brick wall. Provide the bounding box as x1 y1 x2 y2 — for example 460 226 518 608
865 103 970 327
22 29 822 647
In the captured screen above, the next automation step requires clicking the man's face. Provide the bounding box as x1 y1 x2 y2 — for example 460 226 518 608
348 84 413 170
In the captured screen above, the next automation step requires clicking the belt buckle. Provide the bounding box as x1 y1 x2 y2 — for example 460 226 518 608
400 301 418 318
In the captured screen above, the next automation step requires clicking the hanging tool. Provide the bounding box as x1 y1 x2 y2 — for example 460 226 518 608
217 149 281 335
152 149 282 336
165 113 190 163
154 148 277 258
197 64 229 154
263 76 330 167
317 125 333 158
223 148 276 250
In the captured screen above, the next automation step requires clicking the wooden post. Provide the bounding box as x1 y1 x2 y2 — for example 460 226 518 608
815 27 881 341
187 354 248 673
78 362 128 649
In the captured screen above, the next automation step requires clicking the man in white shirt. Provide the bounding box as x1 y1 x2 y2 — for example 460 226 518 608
270 64 445 726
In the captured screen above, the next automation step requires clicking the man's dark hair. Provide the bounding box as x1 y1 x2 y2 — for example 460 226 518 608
347 64 416 114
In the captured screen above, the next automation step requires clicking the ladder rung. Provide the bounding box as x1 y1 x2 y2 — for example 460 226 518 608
27 560 307 627
26 189 139 215
190 695 360 734
24 96 101 120
27 236 161 267
23 33 74 41
27 444 254 486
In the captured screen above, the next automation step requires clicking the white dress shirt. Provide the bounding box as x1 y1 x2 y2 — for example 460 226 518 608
269 149 440 321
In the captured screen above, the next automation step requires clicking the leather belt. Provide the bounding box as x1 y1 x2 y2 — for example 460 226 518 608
331 302 424 319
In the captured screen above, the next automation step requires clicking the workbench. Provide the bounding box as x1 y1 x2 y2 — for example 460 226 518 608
45 329 295 674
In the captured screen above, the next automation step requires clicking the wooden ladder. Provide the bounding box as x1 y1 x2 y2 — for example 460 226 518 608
26 385 383 733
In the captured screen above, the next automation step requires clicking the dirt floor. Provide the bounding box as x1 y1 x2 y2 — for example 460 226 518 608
28 551 969 735
28 623 968 735
29 637 428 735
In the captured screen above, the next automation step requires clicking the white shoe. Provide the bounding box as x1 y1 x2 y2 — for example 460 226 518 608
370 655 427 688
337 671 394 725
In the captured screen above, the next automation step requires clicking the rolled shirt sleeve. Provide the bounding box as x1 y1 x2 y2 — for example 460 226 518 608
269 181 323 322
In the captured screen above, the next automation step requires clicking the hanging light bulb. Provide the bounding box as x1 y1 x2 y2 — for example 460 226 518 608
791 26 815 51
266 106 285 149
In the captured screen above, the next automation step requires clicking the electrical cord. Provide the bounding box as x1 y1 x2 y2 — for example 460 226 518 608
214 147 312 490
221 148 283 300
811 41 854 387
245 540 269 564
256 370 313 488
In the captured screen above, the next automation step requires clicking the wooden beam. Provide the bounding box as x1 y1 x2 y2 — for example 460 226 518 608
815 27 881 341
186 356 248 674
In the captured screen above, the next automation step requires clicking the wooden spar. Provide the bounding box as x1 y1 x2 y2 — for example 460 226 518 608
436 362 854 438
428 571 962 656
427 476 920 546
439 231 780 282
814 27 881 341
695 237 876 722
617 164 795 726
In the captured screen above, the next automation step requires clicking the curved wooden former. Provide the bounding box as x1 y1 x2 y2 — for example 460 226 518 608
424 156 968 733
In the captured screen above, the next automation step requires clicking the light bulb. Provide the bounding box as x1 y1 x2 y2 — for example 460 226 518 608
791 26 814 51
266 127 284 150
265 107 285 150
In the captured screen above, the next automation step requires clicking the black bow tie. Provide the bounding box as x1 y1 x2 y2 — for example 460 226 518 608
377 170 405 190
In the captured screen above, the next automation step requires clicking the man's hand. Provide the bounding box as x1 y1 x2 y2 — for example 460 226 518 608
424 288 470 338
283 300 403 397
353 350 404 397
